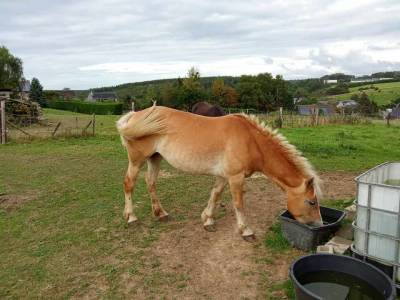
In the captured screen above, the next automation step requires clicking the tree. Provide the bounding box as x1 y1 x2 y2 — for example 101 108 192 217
211 79 225 104
325 83 349 95
211 79 239 107
257 73 275 111
180 67 206 109
350 94 360 101
273 75 293 110
123 94 133 110
30 78 47 107
0 46 23 90
223 86 238 107
357 92 378 115
237 75 262 109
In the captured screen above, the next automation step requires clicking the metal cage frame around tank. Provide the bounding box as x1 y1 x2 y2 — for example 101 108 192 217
351 161 400 287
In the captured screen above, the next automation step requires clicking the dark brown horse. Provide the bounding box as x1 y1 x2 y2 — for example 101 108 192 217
192 102 225 117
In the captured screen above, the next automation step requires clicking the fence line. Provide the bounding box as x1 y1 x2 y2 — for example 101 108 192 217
0 100 6 144
4 112 96 141
256 112 374 128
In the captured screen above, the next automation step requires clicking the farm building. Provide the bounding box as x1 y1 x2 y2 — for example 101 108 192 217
19 79 31 101
390 103 400 119
351 77 393 83
323 79 337 84
87 90 117 102
297 103 336 116
0 88 12 99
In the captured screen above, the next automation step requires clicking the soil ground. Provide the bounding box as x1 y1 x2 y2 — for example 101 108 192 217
125 171 357 299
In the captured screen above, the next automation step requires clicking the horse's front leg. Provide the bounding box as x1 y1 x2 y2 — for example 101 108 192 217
201 176 227 231
228 173 255 241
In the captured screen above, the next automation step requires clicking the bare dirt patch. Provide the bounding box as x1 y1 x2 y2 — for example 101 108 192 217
125 171 356 299
0 192 37 212
319 171 357 199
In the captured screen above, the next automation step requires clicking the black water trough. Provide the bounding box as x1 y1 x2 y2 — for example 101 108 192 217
290 254 396 300
280 206 345 251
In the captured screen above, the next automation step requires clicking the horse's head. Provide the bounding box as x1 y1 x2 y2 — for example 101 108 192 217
287 177 323 226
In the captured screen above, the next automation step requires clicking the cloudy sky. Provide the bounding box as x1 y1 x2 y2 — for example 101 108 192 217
1 0 400 89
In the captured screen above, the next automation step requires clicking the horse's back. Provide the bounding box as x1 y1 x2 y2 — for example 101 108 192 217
154 107 260 176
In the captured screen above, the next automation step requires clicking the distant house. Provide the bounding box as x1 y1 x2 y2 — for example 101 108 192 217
297 103 336 116
20 79 31 101
87 90 117 102
293 97 304 105
337 100 358 109
62 88 75 100
323 79 337 84
351 77 393 83
390 103 400 119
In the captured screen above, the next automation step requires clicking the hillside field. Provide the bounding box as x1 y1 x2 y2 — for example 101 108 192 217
1 109 400 299
328 81 400 106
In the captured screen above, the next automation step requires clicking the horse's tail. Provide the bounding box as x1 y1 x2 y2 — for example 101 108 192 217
116 104 166 146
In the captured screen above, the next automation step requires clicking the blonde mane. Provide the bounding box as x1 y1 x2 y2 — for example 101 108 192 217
236 113 322 197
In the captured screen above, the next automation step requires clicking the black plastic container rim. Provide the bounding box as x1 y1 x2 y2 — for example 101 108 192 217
280 206 346 231
289 253 397 300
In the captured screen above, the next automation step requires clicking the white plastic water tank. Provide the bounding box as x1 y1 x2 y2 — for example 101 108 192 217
353 162 400 280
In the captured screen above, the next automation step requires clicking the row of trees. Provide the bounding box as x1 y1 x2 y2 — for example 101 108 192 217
123 67 293 112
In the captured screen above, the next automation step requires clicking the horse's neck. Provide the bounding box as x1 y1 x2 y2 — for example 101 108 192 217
259 139 305 189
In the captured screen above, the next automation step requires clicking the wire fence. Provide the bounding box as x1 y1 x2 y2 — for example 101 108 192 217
257 112 376 128
4 113 95 141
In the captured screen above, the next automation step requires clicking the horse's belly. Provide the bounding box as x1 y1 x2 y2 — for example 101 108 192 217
157 144 224 176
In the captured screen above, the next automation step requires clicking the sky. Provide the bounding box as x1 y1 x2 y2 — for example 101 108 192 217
1 0 400 90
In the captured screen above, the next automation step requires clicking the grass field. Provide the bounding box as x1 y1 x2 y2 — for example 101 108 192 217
1 109 400 298
327 81 400 106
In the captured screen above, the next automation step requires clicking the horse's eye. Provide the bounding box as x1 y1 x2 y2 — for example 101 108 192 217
305 199 317 206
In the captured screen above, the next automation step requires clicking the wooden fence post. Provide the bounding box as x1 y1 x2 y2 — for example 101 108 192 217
92 113 96 136
0 100 6 144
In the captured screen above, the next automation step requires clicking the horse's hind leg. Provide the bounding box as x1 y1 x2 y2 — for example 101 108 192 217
201 176 227 231
228 173 255 241
124 160 144 224
145 154 169 221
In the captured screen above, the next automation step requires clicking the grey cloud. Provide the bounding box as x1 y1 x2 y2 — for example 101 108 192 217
0 0 399 89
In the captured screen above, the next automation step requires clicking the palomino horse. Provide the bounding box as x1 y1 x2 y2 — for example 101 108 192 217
117 104 322 241
191 101 225 117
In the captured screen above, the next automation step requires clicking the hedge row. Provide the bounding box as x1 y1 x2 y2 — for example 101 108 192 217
48 100 123 115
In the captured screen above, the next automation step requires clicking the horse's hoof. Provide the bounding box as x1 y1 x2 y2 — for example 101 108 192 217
158 214 169 222
127 218 139 227
204 224 217 232
242 234 257 243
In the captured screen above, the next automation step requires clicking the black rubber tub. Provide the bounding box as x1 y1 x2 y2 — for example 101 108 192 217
280 206 345 251
290 254 396 300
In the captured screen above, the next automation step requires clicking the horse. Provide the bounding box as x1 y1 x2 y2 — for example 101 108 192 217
191 101 225 117
117 104 322 241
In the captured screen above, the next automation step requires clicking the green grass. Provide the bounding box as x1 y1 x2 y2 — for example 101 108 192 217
264 222 291 253
327 81 400 106
269 280 295 300
321 198 353 211
281 124 400 171
1 108 400 298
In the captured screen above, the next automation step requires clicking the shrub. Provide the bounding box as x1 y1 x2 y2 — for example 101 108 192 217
48 100 123 115
325 83 349 95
